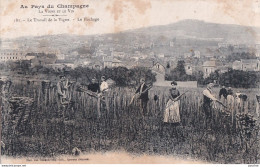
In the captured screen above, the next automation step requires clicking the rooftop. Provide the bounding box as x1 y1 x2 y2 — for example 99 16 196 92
202 60 216 67
55 59 75 64
241 59 259 64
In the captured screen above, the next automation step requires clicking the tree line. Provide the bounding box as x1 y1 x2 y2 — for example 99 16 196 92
1 61 156 87
1 59 259 88
165 60 260 88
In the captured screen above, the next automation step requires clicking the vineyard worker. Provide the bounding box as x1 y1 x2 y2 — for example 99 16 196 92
227 87 233 96
163 81 181 125
100 76 109 93
98 76 110 116
135 78 149 117
88 77 100 93
226 87 234 108
237 93 248 114
57 75 69 105
202 83 217 128
219 85 228 112
219 86 227 100
227 87 235 125
57 75 70 119
87 77 100 119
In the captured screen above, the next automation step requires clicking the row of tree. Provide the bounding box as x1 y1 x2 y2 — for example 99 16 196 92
165 60 260 88
2 59 259 88
69 66 156 87
207 69 260 88
1 61 156 87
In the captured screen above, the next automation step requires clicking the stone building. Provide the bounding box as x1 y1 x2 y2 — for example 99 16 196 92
202 60 217 78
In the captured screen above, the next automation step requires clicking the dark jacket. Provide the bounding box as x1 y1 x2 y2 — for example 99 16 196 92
135 83 149 101
57 80 67 97
88 83 100 93
219 88 227 99
169 88 180 101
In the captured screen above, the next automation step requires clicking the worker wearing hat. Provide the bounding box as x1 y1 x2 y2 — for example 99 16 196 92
135 77 150 117
88 77 100 93
57 75 68 102
163 81 181 125
202 83 217 129
57 75 71 119
100 76 108 93
98 76 110 117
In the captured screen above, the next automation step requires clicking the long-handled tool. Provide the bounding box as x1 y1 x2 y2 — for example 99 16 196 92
129 85 153 105
166 90 188 108
75 85 106 102
216 99 228 108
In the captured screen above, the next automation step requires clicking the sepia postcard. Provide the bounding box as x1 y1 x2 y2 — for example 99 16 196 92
1 0 260 166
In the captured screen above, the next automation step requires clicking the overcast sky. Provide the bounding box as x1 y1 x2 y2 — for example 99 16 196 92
1 0 260 39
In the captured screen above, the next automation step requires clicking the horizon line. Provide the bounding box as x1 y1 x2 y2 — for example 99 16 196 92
1 19 260 41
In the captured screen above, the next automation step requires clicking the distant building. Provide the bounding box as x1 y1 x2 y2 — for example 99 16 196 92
157 53 165 58
133 51 141 57
151 62 166 85
184 52 192 58
79 58 91 66
111 59 123 67
133 59 152 68
185 63 193 75
78 58 103 70
56 54 66 60
95 50 107 57
53 59 76 69
0 41 18 49
232 59 260 71
88 61 103 70
0 51 34 62
149 52 155 57
194 51 200 58
71 51 78 57
24 55 35 60
219 55 226 59
113 51 126 58
241 59 260 71
130 57 139 61
218 42 229 48
45 59 76 70
232 60 242 70
152 62 166 74
218 65 230 74
202 60 217 78
204 54 214 59
44 64 66 70
170 41 174 47
103 56 113 67
140 54 148 59
103 56 123 68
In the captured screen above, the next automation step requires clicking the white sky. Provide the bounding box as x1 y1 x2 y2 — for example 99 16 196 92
1 0 260 39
